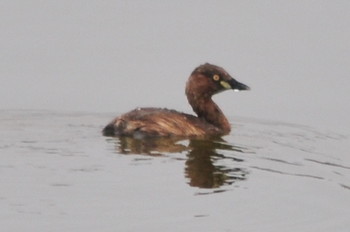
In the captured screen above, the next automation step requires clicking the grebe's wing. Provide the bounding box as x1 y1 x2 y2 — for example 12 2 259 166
103 108 219 137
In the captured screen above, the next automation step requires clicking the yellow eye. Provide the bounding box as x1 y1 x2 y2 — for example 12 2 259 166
213 74 220 81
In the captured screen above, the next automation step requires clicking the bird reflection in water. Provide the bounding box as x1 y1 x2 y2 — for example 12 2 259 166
107 136 248 189
185 139 247 189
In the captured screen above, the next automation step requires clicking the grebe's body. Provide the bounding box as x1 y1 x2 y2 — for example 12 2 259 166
103 107 223 138
103 63 249 138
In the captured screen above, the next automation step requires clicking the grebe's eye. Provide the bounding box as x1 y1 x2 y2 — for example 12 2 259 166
213 74 220 81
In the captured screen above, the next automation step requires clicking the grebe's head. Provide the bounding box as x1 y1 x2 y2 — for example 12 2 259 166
186 63 250 98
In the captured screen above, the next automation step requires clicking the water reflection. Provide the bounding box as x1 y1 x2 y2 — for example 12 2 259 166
185 139 247 189
113 136 188 156
107 136 248 189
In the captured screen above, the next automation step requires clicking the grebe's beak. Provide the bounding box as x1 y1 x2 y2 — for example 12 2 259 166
222 78 250 92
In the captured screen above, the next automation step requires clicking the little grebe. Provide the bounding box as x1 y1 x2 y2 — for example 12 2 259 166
103 63 250 138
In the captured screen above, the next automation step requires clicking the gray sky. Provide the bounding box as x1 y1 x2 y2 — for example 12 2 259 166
1 1 349 132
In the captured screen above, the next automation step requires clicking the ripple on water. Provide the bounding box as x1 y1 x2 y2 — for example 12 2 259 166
102 116 349 194
1 110 350 231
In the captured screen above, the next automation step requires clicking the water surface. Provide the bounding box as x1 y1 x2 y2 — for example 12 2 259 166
1 110 349 231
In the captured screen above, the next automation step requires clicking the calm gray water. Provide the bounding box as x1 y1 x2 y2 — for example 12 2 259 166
1 110 349 231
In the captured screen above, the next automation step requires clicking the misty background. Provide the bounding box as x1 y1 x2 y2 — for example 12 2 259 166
1 1 349 132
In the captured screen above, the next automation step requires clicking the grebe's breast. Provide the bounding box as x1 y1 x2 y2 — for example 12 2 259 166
103 107 222 138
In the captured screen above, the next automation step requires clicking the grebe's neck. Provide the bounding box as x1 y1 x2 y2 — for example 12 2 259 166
186 91 231 134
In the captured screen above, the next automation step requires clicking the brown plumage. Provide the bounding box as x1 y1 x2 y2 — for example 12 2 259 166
102 63 250 138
